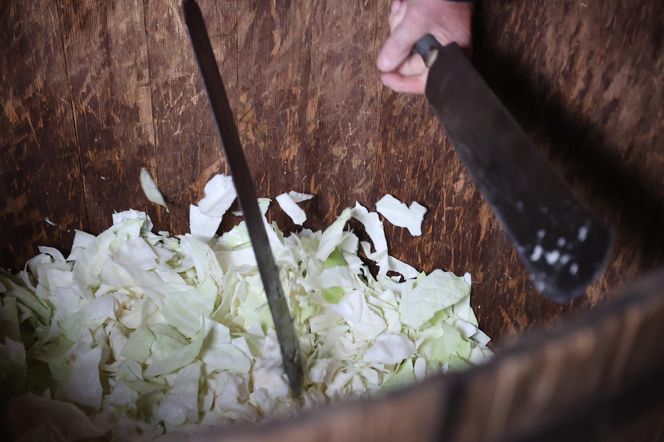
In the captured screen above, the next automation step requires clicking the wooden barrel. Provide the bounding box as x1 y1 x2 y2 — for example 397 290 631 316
1 0 662 439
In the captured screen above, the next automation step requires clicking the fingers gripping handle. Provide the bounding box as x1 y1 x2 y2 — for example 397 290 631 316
414 34 443 68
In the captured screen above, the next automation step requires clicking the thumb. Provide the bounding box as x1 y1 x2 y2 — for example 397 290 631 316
377 13 426 72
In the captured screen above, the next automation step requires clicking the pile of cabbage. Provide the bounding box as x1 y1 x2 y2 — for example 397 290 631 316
0 174 491 440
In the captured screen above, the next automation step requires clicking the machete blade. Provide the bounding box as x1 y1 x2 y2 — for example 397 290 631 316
415 36 611 302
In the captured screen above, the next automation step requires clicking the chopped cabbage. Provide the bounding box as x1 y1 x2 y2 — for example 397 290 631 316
275 193 307 225
140 168 169 211
376 194 427 236
287 191 314 203
0 176 491 440
198 174 236 218
189 174 238 241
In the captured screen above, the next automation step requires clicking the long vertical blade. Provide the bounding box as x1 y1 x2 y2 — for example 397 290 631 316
424 43 611 302
183 0 303 395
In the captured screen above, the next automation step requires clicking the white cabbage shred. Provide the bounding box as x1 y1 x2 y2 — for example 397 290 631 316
287 191 315 203
376 194 427 236
0 175 491 441
139 168 169 212
275 193 307 225
190 174 237 241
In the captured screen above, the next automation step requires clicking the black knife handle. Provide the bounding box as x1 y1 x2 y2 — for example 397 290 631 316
414 34 443 68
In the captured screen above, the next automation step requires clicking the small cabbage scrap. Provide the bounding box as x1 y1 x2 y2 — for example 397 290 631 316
287 191 314 203
351 202 389 274
190 204 222 241
140 168 169 211
376 194 427 236
199 175 236 218
276 191 315 226
189 174 237 241
0 183 491 441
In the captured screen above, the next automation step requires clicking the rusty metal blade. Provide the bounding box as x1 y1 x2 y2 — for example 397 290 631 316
183 0 303 395
420 40 612 302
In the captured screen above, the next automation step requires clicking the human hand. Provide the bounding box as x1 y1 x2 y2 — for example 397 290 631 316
377 0 474 94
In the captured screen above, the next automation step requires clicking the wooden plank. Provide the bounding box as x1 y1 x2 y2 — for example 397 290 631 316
0 0 86 269
56 0 157 234
452 269 664 442
145 0 235 234
302 0 384 226
233 0 313 229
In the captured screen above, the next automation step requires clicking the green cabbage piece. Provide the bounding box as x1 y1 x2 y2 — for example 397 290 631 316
0 184 492 440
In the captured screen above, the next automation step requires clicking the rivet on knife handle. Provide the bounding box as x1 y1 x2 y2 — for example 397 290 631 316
182 0 304 396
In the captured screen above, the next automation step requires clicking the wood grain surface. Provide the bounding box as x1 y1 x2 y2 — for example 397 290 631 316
1 0 663 342
56 0 157 233
0 0 87 268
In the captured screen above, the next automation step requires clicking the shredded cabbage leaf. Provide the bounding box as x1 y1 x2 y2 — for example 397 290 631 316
140 168 169 212
0 175 491 441
287 191 314 203
188 174 238 241
275 193 307 225
376 194 427 236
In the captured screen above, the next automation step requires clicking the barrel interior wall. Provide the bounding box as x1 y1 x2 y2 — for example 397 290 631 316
1 0 662 341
